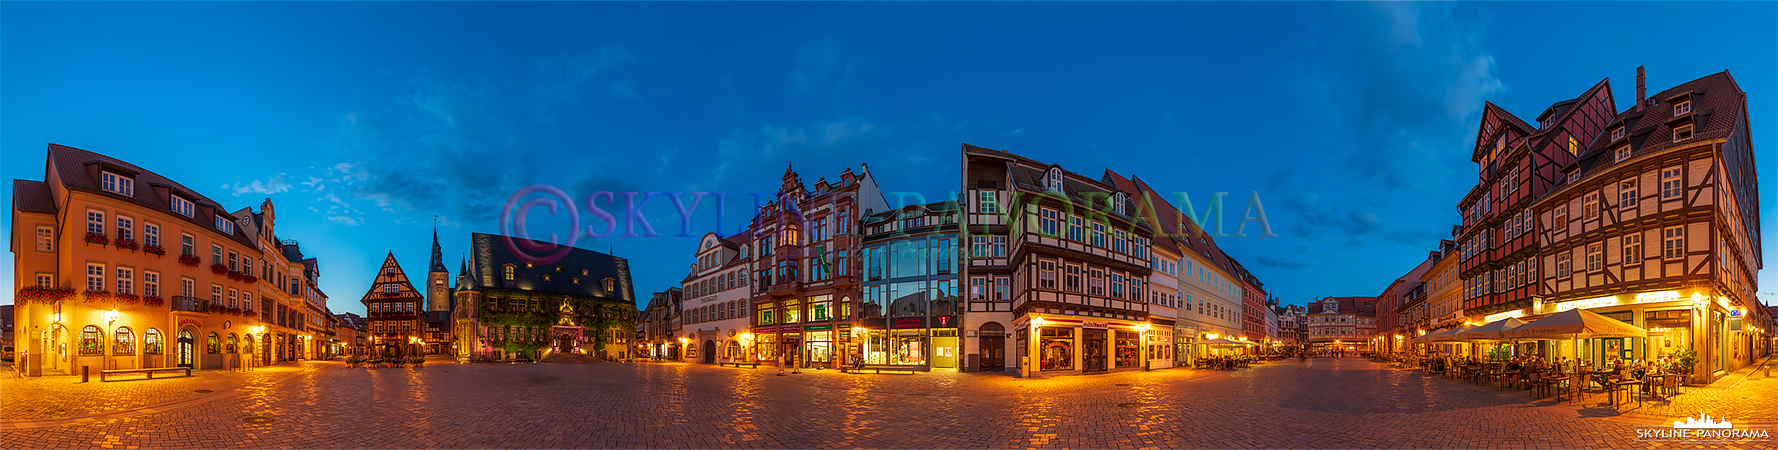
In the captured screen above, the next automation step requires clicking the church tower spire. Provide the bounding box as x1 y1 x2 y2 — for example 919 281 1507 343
426 218 451 312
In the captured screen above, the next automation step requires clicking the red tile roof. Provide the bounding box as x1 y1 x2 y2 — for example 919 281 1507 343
12 179 55 214
44 143 257 247
1570 71 1744 176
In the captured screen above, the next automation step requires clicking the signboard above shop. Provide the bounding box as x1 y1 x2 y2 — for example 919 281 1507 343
1550 290 1688 313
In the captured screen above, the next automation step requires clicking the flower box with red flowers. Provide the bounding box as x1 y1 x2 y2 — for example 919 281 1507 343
83 289 113 302
178 254 201 267
84 232 110 246
143 296 166 307
228 270 244 281
115 292 141 305
242 275 258 284
211 264 229 275
208 304 225 314
381 291 402 298
18 286 76 304
144 245 166 257
226 306 243 316
113 237 140 251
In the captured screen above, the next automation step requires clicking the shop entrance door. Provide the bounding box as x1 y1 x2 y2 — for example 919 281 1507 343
979 323 1005 372
703 340 716 363
1082 329 1108 372
980 335 1004 371
175 329 194 368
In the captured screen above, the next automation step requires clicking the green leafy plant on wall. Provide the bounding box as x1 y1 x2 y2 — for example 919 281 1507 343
1485 344 1512 362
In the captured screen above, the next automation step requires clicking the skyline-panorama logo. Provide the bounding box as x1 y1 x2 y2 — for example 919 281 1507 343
1636 412 1772 442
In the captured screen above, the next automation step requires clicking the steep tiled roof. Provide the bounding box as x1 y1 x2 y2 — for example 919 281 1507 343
44 143 256 247
1105 170 1234 272
469 232 635 303
12 180 56 214
1566 71 1744 180
966 143 1150 231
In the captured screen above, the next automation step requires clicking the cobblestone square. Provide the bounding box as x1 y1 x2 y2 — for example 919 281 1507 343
4 358 1772 449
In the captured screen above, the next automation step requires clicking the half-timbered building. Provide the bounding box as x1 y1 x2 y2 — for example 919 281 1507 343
961 144 1157 376
1457 78 1617 322
359 253 424 357
1529 69 1762 382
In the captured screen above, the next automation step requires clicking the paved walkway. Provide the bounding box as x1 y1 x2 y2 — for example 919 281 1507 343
2 357 1771 449
1 362 327 424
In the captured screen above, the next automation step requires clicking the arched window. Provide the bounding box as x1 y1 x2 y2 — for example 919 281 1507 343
207 332 220 354
113 326 136 355
1046 168 1064 192
1113 193 1127 215
243 334 254 355
79 325 104 355
504 265 515 281
143 328 164 355
227 333 239 353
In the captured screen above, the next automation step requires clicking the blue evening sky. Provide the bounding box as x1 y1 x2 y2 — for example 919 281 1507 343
4 2 1774 316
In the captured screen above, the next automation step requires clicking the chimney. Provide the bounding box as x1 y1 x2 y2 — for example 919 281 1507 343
1636 66 1646 111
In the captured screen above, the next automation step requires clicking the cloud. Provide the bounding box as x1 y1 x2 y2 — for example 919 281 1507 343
224 173 293 196
1004 127 1025 137
327 215 362 226
1257 254 1308 270
703 119 888 193
307 44 645 230
1319 2 1505 195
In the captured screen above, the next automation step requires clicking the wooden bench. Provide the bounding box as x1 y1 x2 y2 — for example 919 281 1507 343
843 364 925 374
718 360 758 368
100 367 193 382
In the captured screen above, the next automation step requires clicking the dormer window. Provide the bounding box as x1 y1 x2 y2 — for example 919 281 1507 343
171 196 195 217
1614 146 1631 163
1673 124 1693 142
1610 127 1625 141
1113 193 1126 215
603 277 616 292
1673 99 1691 116
216 216 234 235
1045 168 1064 192
101 172 134 196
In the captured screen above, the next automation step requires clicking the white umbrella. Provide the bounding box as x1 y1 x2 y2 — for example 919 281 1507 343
1503 308 1646 374
1454 317 1528 341
1426 324 1479 343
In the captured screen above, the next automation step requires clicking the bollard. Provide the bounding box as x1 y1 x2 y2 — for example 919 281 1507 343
81 365 90 383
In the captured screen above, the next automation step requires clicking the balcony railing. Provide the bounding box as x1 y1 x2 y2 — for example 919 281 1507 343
171 296 209 313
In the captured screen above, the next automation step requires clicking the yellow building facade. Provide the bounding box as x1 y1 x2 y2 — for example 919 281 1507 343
11 144 321 376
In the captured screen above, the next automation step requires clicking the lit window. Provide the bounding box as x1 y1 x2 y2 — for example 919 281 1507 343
1568 136 1580 155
